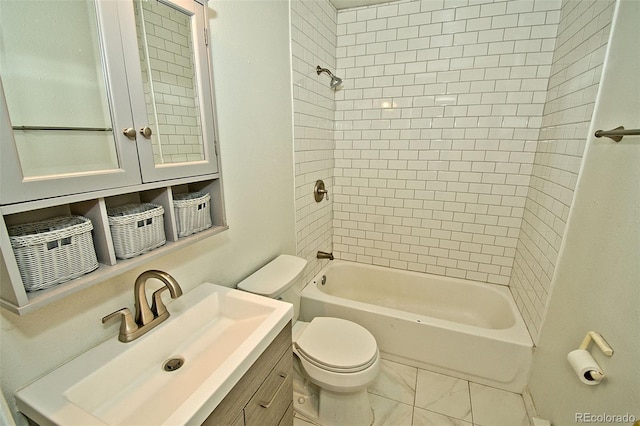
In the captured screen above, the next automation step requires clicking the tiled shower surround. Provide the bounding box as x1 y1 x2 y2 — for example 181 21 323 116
292 0 613 341
333 0 561 286
292 0 337 284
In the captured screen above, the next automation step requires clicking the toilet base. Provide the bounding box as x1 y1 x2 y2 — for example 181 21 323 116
293 376 320 423
293 375 374 426
318 387 374 426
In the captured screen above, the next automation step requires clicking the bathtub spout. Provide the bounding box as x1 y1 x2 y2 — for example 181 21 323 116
317 251 334 260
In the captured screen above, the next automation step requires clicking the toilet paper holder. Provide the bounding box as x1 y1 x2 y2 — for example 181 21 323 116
579 331 613 356
567 331 614 385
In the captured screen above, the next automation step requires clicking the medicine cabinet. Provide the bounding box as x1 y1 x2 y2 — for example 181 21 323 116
0 0 219 204
0 0 228 315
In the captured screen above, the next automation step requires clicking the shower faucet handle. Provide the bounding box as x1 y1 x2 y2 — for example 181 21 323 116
314 180 329 202
317 188 329 201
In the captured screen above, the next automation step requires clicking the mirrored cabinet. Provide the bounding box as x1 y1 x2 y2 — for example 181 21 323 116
0 0 219 204
0 0 226 315
125 0 219 182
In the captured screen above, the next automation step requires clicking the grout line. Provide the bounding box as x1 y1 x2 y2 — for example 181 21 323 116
414 366 419 400
468 378 475 425
411 367 418 425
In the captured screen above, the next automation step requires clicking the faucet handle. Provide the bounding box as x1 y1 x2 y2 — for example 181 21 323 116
102 308 139 342
151 288 169 318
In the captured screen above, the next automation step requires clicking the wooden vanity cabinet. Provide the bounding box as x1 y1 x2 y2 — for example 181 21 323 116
203 323 293 426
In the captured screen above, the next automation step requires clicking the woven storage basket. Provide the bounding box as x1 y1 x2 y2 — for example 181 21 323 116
173 191 212 237
8 216 99 292
107 203 166 259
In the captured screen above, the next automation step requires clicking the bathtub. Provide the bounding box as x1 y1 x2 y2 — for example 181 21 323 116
299 261 533 393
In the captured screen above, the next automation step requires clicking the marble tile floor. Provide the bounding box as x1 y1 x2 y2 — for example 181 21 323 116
294 358 529 426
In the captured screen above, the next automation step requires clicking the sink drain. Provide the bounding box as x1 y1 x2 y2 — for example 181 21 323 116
163 357 185 372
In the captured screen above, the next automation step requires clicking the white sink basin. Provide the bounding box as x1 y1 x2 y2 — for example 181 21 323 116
15 282 293 426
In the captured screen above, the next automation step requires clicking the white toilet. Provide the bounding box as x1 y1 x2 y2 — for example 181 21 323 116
237 254 380 426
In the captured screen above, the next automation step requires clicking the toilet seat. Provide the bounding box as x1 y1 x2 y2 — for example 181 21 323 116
235 255 380 422
294 317 378 373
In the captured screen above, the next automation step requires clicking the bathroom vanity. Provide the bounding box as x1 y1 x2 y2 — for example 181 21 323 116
15 283 294 426
203 324 293 426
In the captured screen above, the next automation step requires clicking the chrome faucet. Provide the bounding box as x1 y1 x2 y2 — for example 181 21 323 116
134 270 183 325
317 251 334 260
103 270 183 343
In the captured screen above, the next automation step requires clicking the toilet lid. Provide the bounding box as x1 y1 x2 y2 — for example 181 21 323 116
295 317 378 373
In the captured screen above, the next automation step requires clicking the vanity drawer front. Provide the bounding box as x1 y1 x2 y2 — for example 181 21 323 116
278 402 293 426
229 411 245 426
244 349 292 426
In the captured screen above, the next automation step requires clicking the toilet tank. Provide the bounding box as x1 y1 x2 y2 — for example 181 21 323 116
237 255 307 321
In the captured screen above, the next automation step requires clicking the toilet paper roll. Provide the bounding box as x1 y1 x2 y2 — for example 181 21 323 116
567 349 605 385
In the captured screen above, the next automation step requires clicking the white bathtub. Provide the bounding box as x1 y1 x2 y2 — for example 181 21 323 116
300 261 533 393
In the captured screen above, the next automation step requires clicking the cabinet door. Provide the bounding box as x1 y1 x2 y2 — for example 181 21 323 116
0 0 142 205
118 0 219 183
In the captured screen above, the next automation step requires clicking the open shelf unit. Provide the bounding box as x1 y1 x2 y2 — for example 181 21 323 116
0 176 227 315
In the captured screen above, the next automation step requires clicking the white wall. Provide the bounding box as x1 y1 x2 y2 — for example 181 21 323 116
510 0 616 342
528 0 639 422
0 1 296 423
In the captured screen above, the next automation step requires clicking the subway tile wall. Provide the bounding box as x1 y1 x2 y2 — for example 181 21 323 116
333 0 562 285
291 0 337 283
509 0 615 341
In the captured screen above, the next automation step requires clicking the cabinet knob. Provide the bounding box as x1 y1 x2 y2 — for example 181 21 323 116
122 127 136 139
139 126 153 138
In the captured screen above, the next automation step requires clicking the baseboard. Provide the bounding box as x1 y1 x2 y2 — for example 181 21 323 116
522 385 551 426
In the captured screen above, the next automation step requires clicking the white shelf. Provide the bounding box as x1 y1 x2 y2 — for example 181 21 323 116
0 179 227 316
0 225 227 315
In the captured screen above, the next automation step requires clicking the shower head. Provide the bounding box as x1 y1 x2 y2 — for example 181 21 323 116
330 75 343 89
316 65 343 90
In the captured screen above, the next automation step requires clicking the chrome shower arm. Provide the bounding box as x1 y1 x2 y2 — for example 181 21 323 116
316 65 334 77
316 65 343 89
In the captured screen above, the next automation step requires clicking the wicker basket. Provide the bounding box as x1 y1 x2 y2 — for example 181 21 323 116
107 203 166 259
173 191 212 237
8 216 99 292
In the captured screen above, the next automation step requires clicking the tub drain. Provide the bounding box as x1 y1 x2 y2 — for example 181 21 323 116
163 357 185 372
